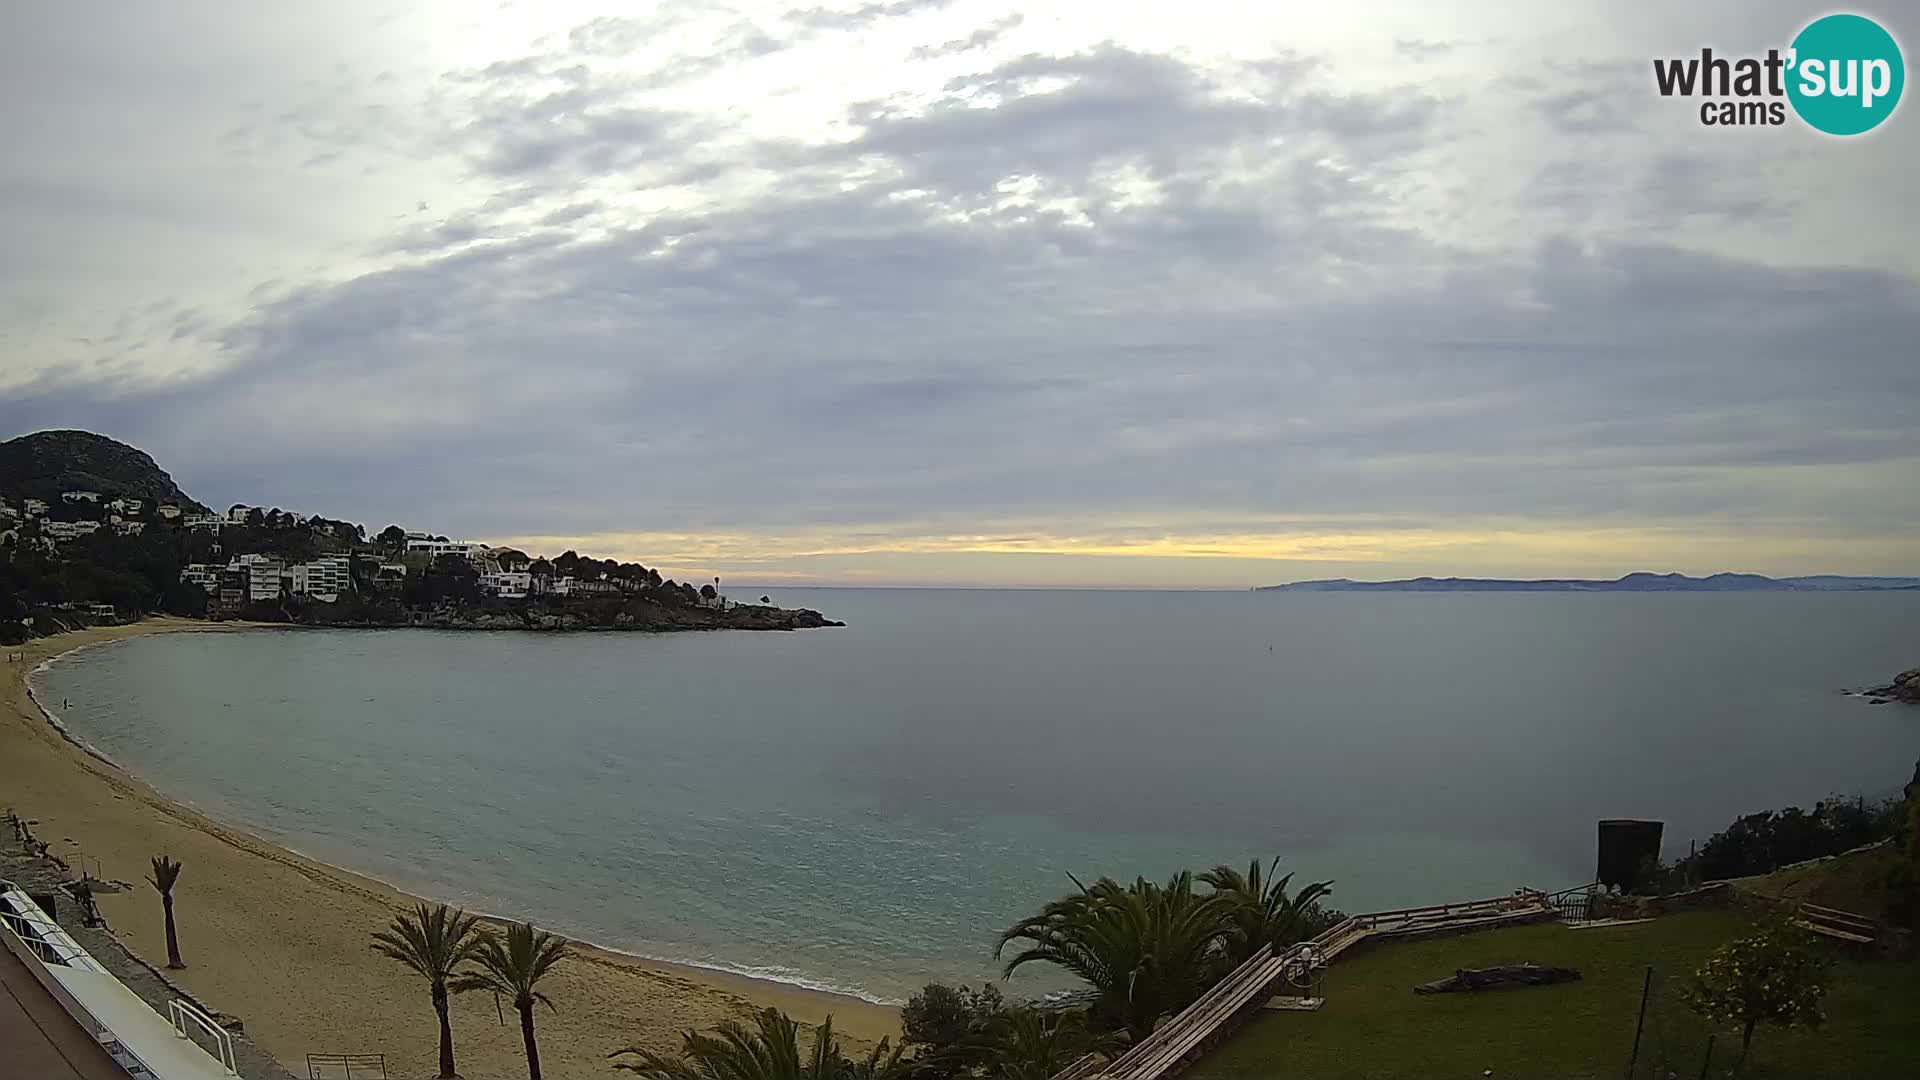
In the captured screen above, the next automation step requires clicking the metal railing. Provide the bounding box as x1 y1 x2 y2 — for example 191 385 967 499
1 885 163 1079
0 884 109 971
305 1053 389 1079
1542 882 1602 922
168 998 239 1075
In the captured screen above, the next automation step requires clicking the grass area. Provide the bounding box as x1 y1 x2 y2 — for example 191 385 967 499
1731 844 1897 921
1187 909 1920 1080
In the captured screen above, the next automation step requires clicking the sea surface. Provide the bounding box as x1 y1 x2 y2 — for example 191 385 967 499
33 589 1920 1003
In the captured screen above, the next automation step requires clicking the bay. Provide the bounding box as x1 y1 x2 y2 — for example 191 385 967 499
35 589 1920 1003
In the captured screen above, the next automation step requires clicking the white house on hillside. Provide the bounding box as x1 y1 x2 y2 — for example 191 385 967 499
406 538 482 559
479 570 531 598
62 490 102 503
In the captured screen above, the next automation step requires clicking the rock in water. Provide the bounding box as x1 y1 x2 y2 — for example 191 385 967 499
1859 667 1920 704
1413 964 1582 994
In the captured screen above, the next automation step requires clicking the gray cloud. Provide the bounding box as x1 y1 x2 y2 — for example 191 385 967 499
909 14 1023 60
3 6 1916 577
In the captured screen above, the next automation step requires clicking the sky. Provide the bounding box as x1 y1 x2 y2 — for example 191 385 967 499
2 1 1916 587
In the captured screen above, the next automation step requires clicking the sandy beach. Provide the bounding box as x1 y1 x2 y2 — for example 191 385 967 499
3 619 899 1079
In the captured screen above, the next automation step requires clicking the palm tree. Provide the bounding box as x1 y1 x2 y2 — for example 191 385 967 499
451 922 569 1080
146 855 185 968
612 1007 893 1079
1199 859 1336 967
996 873 1232 1044
370 902 485 1079
972 1008 1109 1080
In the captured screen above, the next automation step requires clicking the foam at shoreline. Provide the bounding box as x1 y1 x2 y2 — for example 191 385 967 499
28 629 905 1008
25 646 127 772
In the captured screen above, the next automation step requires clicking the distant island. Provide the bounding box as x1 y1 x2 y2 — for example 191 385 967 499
1254 572 1920 593
0 429 840 642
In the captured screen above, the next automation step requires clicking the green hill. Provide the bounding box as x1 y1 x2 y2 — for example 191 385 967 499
0 430 207 512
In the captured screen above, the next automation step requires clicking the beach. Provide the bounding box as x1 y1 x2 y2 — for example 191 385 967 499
3 619 899 1079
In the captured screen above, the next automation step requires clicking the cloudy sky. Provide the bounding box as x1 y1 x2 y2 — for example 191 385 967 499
2 1 1915 586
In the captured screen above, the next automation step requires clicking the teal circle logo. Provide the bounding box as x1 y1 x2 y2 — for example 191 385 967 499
1787 14 1904 135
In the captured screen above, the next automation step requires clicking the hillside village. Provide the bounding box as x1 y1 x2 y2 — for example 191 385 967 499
0 431 834 640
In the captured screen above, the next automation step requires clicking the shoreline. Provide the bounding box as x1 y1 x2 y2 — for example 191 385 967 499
4 618 899 1079
28 634 905 1006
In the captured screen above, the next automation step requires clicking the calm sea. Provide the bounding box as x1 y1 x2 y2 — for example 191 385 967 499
33 589 1920 1003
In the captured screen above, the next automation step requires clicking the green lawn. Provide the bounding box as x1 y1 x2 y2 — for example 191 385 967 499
1187 910 1920 1080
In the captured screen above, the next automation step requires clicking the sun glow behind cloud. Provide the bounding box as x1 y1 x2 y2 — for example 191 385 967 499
3 1 1916 587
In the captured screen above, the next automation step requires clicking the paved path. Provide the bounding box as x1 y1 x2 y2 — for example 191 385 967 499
0 941 125 1080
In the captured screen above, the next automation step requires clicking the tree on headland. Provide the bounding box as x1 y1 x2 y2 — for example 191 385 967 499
371 902 486 1079
1199 858 1337 967
997 872 1231 1045
612 1007 905 1080
146 855 186 968
1886 758 1920 929
378 524 407 552
1683 923 1831 1072
452 922 570 1080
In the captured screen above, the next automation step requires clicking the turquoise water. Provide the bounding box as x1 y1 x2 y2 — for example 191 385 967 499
33 589 1920 1003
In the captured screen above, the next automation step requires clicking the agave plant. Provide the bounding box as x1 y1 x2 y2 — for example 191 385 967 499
452 921 570 1080
996 872 1233 1044
146 855 185 968
1199 858 1336 967
611 1007 901 1080
370 902 486 1079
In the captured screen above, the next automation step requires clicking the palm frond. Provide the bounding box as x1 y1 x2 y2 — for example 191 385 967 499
147 855 183 896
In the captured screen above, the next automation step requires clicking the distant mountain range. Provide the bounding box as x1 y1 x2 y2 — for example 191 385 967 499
1254 572 1920 593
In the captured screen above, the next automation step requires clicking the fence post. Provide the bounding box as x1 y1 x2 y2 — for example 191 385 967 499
1625 965 1652 1078
1697 1033 1715 1080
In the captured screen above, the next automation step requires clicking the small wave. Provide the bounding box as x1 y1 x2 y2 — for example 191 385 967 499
22 668 124 772
630 952 905 1006
261 839 908 1007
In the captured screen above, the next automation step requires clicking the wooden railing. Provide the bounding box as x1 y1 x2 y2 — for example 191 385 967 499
1053 888 1560 1080
1793 901 1881 947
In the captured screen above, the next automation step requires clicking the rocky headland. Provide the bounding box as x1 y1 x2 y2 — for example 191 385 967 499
1857 667 1920 705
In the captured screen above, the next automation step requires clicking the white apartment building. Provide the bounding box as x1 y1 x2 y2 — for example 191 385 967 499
23 498 48 515
227 504 255 522
289 556 352 601
406 538 482 559
180 564 223 592
228 554 286 601
182 513 224 529
113 520 147 535
61 490 102 503
156 504 182 519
